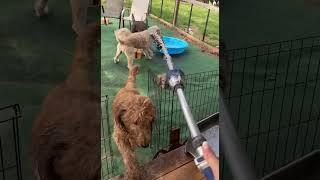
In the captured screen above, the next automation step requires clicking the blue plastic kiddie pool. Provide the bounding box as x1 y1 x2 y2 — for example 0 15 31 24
158 36 189 55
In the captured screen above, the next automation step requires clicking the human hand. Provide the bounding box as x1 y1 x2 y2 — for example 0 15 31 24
202 142 219 180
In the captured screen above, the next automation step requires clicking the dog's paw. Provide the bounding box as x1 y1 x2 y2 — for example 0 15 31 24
114 58 120 64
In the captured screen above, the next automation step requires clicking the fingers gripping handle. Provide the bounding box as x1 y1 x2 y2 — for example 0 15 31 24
195 156 214 180
203 167 215 180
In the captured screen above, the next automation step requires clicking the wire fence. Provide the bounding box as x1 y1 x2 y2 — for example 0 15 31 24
149 0 218 46
0 104 22 180
101 96 121 180
220 36 320 179
147 70 219 155
101 69 219 179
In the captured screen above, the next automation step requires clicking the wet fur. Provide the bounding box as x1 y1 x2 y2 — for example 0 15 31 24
112 65 156 180
31 23 100 180
113 26 161 69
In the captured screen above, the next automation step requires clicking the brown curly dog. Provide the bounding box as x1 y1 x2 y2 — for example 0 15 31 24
31 23 100 180
112 65 156 180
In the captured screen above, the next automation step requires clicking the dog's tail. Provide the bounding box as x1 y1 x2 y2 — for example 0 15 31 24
68 22 100 78
125 65 140 89
114 29 128 45
74 23 100 59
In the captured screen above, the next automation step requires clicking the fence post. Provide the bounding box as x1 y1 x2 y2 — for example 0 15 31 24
173 0 180 26
202 9 210 41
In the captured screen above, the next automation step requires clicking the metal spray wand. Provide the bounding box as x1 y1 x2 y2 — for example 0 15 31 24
151 32 215 180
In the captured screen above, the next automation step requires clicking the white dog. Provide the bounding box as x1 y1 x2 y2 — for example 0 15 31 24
34 0 91 35
113 26 161 69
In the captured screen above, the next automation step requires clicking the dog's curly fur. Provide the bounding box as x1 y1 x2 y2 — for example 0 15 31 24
31 23 100 180
113 26 161 69
154 73 169 89
112 65 156 180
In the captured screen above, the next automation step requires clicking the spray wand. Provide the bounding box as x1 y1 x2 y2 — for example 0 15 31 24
151 32 215 180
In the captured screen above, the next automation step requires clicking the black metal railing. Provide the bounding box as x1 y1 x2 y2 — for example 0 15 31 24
220 36 320 179
101 96 121 180
147 70 219 154
0 104 22 180
101 69 219 179
149 0 218 46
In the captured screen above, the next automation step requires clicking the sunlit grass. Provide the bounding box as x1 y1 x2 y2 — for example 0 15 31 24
102 0 219 46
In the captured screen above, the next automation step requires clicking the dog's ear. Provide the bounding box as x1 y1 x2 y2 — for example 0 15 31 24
130 96 154 125
114 106 128 133
141 97 156 122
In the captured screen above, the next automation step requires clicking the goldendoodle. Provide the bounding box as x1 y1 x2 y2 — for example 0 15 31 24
112 65 156 180
113 26 161 69
31 23 100 180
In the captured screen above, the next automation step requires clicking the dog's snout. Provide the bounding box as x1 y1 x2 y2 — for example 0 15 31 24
139 138 151 148
142 144 149 148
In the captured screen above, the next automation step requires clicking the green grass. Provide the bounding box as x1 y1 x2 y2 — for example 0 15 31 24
111 0 219 46
150 0 219 46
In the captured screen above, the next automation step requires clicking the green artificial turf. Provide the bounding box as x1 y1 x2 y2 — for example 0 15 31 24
101 18 218 98
0 1 218 179
101 18 218 178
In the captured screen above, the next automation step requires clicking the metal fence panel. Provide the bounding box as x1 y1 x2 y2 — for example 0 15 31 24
220 36 320 179
0 104 22 180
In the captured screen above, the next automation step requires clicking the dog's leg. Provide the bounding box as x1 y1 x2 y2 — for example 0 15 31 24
114 43 122 64
127 57 134 70
113 134 140 180
70 0 89 35
142 50 150 59
34 0 49 17
143 48 153 60
123 48 135 70
148 48 154 58
125 65 139 89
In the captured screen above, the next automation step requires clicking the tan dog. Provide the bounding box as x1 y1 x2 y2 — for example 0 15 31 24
31 23 100 180
34 0 91 35
113 26 161 69
112 65 156 180
155 73 169 89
